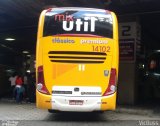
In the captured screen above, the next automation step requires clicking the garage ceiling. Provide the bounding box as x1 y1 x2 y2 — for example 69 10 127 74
0 0 160 55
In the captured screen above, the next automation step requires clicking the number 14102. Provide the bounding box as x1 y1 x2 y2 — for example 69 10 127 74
92 46 110 53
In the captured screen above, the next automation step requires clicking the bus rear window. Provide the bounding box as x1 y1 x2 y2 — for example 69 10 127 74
43 10 113 38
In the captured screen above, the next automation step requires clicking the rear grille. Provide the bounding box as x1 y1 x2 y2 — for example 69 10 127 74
48 51 106 64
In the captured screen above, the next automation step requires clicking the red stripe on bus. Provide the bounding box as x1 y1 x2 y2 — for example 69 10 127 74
52 34 103 38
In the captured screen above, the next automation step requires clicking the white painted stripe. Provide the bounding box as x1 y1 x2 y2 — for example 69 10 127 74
52 86 101 97
78 64 81 71
82 64 85 71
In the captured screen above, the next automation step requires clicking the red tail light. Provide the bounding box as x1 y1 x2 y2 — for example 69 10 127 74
103 68 117 96
37 66 50 95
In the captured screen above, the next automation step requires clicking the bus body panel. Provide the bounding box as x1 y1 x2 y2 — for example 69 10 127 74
41 37 114 95
36 90 116 111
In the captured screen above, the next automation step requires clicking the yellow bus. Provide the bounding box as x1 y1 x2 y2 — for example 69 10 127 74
36 7 119 112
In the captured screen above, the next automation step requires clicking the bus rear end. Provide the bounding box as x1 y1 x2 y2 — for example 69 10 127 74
36 7 119 112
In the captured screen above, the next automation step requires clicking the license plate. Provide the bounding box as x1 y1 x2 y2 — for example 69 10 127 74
69 100 83 105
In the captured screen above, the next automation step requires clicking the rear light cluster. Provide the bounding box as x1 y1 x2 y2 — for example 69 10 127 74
37 66 50 95
103 68 117 96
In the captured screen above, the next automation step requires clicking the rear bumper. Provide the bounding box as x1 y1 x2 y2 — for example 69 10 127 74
36 90 117 112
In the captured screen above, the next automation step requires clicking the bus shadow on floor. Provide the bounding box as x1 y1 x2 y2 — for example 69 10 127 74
46 112 109 122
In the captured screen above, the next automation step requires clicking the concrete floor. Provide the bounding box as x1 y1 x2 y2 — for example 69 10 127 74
0 99 160 126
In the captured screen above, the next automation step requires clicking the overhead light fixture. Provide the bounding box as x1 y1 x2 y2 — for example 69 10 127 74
27 55 31 57
22 50 29 54
26 70 31 73
5 38 15 41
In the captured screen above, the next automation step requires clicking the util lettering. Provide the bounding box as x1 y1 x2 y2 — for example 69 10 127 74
55 15 96 32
